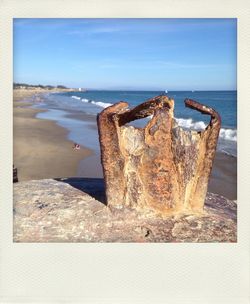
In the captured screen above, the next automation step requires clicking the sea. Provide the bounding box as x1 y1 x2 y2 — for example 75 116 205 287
34 90 237 159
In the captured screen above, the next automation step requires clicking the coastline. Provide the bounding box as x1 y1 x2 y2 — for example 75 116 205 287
13 89 92 181
13 89 237 200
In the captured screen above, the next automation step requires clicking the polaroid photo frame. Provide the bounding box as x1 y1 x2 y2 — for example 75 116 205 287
0 0 249 303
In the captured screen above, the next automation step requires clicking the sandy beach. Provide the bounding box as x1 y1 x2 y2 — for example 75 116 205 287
13 89 92 181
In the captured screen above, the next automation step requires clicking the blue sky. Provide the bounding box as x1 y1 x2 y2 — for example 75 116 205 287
13 18 237 90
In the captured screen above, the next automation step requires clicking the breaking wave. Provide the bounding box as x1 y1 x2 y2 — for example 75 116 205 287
71 95 81 100
81 98 89 103
91 100 113 108
71 95 113 109
219 128 237 141
175 117 237 142
175 118 206 130
71 96 237 142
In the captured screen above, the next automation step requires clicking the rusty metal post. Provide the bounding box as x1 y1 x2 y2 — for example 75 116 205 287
97 95 221 215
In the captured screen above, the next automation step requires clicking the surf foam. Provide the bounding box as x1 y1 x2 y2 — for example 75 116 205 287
71 96 237 142
175 117 237 142
91 101 113 108
71 95 81 100
71 95 113 109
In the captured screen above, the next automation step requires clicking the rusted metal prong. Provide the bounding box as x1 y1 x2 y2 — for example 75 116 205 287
184 98 221 126
118 95 174 126
97 95 221 215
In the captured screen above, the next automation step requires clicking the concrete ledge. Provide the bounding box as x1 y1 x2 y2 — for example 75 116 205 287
13 178 237 243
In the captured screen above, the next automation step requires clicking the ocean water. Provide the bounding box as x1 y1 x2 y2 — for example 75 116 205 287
35 90 237 157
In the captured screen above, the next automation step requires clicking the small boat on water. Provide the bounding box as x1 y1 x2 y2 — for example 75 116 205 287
165 90 168 93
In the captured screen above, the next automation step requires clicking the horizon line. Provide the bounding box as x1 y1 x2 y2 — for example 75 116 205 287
13 83 237 92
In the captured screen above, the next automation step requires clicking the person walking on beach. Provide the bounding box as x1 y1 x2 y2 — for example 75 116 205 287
73 143 80 150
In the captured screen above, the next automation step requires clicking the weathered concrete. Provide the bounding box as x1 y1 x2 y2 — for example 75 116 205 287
13 179 236 243
97 95 221 215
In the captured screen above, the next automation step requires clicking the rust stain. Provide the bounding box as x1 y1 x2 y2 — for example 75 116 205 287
97 95 221 215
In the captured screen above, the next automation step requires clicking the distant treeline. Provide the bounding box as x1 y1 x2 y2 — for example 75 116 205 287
13 83 68 89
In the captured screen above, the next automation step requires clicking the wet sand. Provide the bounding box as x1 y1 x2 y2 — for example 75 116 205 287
13 90 92 181
209 152 237 200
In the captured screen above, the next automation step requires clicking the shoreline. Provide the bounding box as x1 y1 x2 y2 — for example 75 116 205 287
13 89 237 200
13 89 93 181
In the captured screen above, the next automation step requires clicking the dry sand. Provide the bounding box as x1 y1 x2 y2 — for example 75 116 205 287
13 89 92 181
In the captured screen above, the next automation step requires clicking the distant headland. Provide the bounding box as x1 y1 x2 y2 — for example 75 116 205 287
13 83 83 92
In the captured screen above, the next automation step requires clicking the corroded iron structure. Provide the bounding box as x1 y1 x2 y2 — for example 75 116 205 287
97 95 221 215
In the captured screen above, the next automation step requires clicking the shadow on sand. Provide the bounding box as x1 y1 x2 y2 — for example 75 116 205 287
54 177 106 205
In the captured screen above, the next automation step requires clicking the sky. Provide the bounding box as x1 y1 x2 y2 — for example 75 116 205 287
13 18 237 91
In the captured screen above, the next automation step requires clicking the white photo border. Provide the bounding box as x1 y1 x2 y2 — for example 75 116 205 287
0 0 249 303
